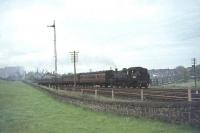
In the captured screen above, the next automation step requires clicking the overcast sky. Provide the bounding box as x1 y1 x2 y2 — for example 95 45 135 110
0 0 200 73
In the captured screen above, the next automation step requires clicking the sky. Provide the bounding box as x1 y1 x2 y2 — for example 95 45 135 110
0 0 200 73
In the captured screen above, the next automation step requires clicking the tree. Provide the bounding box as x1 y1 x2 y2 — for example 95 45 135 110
175 66 189 82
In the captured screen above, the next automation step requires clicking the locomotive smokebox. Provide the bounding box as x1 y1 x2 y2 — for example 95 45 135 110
122 68 127 72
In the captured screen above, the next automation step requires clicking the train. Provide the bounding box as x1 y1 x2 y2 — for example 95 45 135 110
37 67 151 88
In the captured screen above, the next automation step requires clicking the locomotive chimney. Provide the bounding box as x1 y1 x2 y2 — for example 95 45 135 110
115 68 118 72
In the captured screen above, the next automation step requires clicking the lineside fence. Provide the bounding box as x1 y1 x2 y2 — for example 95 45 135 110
47 85 200 102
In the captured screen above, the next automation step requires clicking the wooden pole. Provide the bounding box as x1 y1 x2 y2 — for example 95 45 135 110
141 89 144 101
188 88 192 102
112 89 114 100
95 89 97 98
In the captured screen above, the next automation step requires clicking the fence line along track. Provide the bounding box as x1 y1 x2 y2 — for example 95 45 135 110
45 84 200 102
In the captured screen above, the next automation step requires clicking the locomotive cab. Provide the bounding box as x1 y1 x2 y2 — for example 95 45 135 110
128 67 150 88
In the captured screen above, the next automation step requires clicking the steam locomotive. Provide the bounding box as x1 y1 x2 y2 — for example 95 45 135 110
38 67 150 88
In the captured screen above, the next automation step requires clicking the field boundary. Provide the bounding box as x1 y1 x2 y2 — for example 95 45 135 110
24 81 200 127
39 83 200 102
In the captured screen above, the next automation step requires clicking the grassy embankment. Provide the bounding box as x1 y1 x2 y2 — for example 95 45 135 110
0 80 199 133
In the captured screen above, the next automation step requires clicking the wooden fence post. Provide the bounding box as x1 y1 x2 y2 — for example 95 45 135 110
112 89 114 100
81 89 83 96
188 88 192 102
95 89 97 98
141 89 144 101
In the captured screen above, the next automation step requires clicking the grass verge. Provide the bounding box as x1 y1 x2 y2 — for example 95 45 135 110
0 80 199 133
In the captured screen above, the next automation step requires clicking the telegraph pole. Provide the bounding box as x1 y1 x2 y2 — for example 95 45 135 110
70 51 79 87
192 58 197 88
47 20 57 74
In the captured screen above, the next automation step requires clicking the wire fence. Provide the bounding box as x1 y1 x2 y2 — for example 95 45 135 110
47 85 200 102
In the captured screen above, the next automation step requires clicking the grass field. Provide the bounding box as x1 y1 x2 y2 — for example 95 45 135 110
0 80 200 133
163 80 200 89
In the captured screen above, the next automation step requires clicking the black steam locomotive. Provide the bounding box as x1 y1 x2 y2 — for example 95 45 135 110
38 67 150 88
